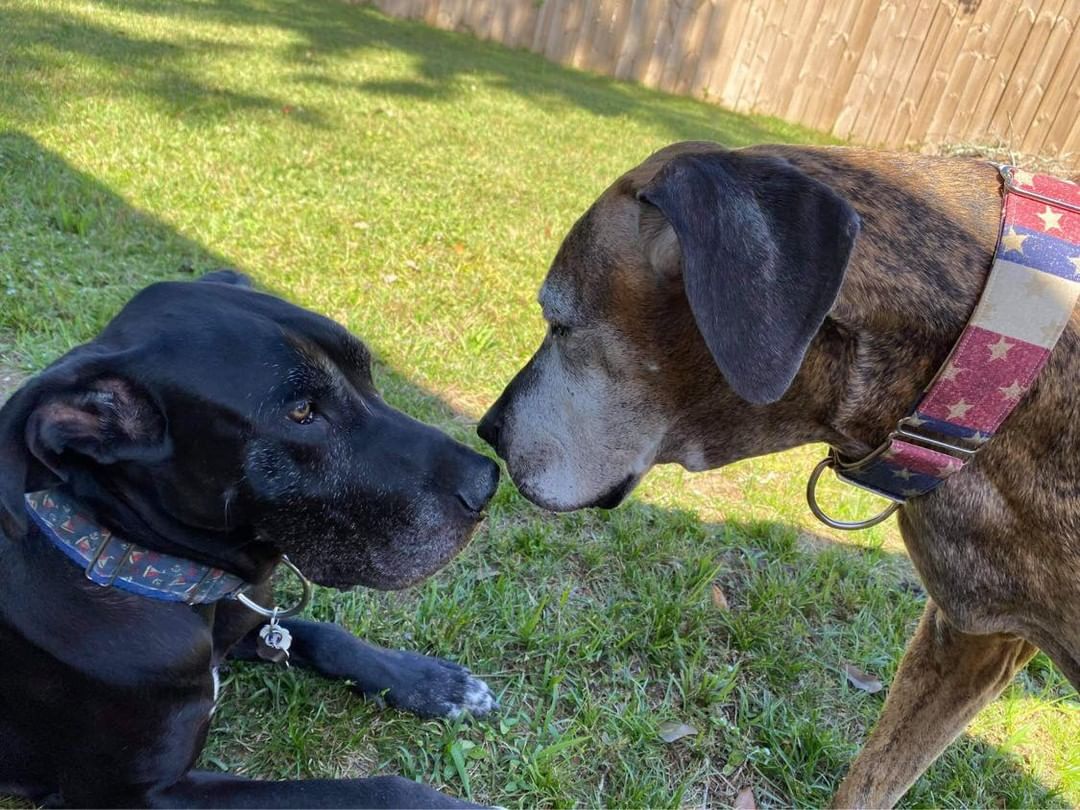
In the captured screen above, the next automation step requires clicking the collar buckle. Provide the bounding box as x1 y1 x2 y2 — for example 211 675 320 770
807 416 989 532
892 416 984 460
999 166 1080 215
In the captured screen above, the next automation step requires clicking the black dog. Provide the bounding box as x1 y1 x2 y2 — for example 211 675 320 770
0 271 499 808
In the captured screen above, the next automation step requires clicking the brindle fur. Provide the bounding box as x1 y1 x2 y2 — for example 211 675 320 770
480 142 1080 807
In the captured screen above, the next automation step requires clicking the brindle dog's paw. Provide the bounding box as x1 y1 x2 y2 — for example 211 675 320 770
375 649 498 720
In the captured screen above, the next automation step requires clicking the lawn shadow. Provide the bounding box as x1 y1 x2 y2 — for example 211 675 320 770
0 4 327 128
2 0 801 146
0 131 1071 808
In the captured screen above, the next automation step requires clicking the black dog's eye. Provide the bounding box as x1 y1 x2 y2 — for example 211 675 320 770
550 323 572 339
287 401 316 425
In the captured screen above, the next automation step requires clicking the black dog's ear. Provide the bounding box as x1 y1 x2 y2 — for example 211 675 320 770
638 151 860 404
199 269 252 287
0 368 170 539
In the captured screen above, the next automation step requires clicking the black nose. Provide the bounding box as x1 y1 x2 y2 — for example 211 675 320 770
457 454 500 513
477 404 503 451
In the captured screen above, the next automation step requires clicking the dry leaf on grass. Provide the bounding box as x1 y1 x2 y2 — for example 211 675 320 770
711 583 730 610
734 786 757 809
657 720 697 743
844 663 884 694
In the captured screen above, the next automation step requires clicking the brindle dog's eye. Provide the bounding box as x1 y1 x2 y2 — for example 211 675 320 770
287 401 315 425
550 323 571 339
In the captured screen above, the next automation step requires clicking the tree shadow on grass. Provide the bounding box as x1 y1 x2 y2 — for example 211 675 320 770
1 0 805 146
0 4 328 128
0 131 1072 808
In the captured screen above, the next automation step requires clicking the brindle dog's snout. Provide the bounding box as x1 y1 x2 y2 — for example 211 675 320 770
476 402 504 454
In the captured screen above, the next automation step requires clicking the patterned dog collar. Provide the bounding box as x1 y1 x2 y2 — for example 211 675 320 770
809 166 1080 530
24 489 247 604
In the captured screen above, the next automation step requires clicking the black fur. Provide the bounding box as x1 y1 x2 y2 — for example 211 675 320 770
0 274 498 807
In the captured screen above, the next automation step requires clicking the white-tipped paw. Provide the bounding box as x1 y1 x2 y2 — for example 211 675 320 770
445 674 498 719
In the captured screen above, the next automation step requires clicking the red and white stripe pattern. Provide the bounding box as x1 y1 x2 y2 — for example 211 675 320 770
839 168 1080 501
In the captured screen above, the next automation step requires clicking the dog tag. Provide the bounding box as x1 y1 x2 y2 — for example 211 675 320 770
257 618 292 665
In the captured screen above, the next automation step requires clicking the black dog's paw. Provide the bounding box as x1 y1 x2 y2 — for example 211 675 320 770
371 650 498 720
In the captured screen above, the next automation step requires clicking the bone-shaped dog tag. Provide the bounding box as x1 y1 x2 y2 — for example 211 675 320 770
257 620 292 665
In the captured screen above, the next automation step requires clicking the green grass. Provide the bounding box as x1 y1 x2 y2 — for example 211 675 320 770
1 1 1077 807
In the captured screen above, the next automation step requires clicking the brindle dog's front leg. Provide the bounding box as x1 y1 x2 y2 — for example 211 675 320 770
832 601 1036 809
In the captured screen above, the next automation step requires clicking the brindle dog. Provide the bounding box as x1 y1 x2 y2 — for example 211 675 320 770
478 142 1080 807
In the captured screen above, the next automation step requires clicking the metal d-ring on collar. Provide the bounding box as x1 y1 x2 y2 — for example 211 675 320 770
234 555 313 619
806 451 900 531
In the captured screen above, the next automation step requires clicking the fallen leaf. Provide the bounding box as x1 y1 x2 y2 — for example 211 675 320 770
844 662 884 694
711 583 729 610
734 786 757 809
657 720 697 743
452 242 466 255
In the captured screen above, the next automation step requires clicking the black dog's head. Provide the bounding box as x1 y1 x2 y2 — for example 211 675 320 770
0 272 499 590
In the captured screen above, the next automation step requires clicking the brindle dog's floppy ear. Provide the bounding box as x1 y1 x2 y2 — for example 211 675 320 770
0 357 171 539
638 151 860 404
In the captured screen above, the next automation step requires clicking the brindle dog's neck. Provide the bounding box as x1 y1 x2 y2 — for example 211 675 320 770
774 147 1006 458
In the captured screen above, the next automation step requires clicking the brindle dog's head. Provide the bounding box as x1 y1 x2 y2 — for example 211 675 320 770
479 142 860 511
0 272 499 589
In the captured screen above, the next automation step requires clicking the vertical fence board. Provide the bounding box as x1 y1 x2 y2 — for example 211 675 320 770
865 0 937 144
671 0 716 93
700 0 753 102
834 0 902 139
1011 1 1077 152
768 0 828 118
964 0 1039 142
721 0 769 109
1022 9 1080 154
614 0 649 79
1038 31 1080 156
784 0 849 122
924 1 1006 146
987 0 1066 143
940 0 1020 144
643 0 682 88
901 0 971 146
885 0 953 145
817 0 881 132
751 0 809 114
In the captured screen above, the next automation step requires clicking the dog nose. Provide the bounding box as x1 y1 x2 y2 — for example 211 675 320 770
457 454 500 513
477 406 503 450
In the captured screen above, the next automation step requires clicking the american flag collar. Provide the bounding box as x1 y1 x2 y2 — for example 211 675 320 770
24 488 248 604
809 165 1080 531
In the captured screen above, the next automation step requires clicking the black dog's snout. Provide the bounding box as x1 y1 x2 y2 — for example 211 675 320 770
477 404 503 451
457 454 499 513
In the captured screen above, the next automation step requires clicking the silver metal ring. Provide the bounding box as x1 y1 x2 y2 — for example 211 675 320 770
234 555 313 618
806 457 900 531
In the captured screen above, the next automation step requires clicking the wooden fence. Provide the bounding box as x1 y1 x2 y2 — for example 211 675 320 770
369 0 1080 168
